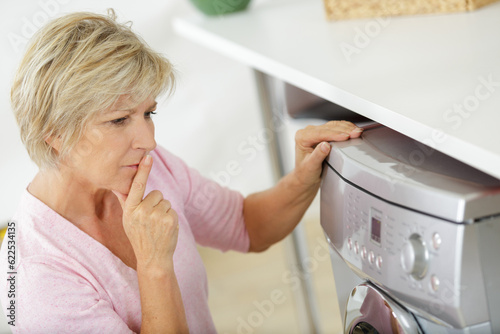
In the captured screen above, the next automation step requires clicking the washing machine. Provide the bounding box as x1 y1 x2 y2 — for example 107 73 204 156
320 124 500 333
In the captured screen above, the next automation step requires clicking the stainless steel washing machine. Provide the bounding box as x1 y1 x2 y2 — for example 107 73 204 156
320 124 500 334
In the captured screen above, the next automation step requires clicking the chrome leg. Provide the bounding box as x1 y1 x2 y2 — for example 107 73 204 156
253 69 321 334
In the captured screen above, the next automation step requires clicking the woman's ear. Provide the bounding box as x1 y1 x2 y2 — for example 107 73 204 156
45 135 62 152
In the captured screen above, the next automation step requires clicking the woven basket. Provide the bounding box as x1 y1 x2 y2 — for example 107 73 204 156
323 0 499 20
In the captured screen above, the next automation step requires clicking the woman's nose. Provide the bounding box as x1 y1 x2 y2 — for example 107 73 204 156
132 118 156 152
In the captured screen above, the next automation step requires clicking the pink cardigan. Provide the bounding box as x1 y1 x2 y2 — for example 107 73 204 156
0 146 250 333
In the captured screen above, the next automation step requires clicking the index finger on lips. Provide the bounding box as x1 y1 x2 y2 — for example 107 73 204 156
126 154 153 209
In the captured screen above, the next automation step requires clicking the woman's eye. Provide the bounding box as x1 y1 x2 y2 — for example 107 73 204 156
145 111 157 119
110 117 127 125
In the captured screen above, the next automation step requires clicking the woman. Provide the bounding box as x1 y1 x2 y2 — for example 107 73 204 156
0 10 363 334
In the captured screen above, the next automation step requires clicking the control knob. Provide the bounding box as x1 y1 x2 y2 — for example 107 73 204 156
400 234 429 280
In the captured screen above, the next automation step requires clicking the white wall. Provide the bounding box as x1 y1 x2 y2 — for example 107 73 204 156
0 0 280 226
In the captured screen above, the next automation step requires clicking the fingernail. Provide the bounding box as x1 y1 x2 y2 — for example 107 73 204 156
144 155 152 166
354 127 364 132
321 142 330 153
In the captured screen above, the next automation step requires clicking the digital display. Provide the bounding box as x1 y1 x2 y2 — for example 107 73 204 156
370 215 382 245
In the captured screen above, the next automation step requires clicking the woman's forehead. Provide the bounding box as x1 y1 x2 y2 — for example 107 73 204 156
104 95 156 113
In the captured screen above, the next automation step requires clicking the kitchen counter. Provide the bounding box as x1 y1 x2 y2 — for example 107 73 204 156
174 0 500 179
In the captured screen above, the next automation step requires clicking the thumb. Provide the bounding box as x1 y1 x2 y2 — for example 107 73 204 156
308 142 331 166
112 190 127 209
297 142 331 185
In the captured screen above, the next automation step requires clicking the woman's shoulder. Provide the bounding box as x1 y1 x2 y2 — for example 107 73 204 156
147 145 204 209
148 145 195 186
150 145 188 169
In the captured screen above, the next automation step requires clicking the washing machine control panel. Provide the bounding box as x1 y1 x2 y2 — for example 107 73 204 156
333 181 463 292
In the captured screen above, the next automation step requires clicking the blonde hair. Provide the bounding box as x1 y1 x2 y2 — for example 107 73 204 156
11 10 175 169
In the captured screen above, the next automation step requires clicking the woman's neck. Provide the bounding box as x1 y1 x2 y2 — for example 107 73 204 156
28 168 117 224
29 167 136 270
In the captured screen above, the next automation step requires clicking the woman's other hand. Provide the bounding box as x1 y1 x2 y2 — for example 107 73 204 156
243 121 363 252
294 120 363 187
113 155 179 272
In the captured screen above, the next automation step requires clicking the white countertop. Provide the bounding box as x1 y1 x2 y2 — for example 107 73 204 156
174 0 500 179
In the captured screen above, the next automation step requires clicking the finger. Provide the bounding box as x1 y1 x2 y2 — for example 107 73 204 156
309 142 331 166
325 121 364 137
323 121 363 136
349 128 364 138
296 127 349 148
327 120 363 132
324 120 358 131
141 190 164 208
297 122 364 147
154 199 172 213
347 124 364 138
126 154 153 208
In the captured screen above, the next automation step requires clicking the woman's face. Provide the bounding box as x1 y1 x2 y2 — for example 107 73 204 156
61 95 157 195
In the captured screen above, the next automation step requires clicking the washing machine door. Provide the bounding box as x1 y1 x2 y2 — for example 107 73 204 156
345 283 422 334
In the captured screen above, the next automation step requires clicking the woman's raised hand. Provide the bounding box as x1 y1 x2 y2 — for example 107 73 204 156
114 156 189 333
113 155 179 271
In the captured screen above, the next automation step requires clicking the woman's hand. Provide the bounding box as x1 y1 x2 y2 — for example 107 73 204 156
243 121 363 252
113 155 179 272
294 120 363 187
113 155 189 333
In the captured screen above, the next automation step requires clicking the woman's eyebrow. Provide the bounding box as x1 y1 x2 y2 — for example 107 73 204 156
107 102 157 114
107 109 134 114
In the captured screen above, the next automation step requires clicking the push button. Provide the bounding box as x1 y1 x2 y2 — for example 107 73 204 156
368 251 375 264
432 233 442 250
430 275 440 291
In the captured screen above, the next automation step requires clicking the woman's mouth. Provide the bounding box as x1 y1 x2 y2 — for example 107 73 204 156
124 164 139 170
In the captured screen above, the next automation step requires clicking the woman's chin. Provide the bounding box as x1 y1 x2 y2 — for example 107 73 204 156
110 181 133 197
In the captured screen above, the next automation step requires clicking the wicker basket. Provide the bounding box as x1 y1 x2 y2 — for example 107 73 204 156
323 0 500 20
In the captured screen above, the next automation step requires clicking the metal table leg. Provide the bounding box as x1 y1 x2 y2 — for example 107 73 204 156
253 69 321 334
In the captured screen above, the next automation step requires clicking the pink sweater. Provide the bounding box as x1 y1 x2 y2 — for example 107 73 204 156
0 146 250 333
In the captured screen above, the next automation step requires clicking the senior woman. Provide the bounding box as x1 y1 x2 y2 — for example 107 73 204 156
0 10 363 334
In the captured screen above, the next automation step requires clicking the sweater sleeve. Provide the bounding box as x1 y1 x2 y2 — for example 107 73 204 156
9 258 135 334
184 167 250 253
151 147 250 253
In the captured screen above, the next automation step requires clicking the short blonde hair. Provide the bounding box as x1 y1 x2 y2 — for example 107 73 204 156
11 10 175 169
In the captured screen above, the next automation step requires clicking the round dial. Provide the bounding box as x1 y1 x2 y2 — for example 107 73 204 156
400 233 429 280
